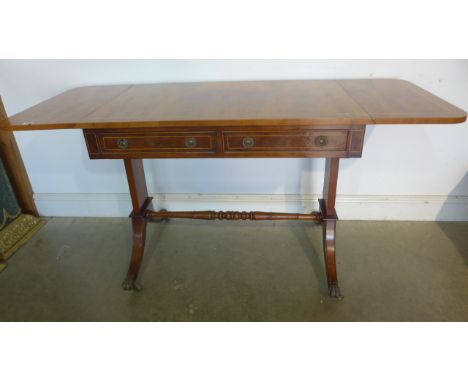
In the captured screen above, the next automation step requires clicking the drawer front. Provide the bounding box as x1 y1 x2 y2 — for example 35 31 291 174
85 130 217 158
223 130 348 153
84 126 364 159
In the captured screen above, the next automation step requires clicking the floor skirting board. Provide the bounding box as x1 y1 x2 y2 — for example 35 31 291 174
33 193 468 221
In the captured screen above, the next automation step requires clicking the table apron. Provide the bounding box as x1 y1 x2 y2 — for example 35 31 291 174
83 125 365 159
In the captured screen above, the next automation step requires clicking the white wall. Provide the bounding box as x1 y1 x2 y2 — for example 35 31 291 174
1 60 467 220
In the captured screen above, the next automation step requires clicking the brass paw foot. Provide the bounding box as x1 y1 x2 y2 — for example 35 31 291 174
328 283 343 300
121 277 141 291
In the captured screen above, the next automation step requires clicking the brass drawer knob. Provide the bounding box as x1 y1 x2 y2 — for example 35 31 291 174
185 137 197 148
117 138 129 149
242 136 255 148
314 135 328 147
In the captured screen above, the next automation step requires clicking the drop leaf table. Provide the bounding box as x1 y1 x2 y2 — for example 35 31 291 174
1 79 466 298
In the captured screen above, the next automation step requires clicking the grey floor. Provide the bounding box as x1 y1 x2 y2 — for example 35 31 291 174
0 218 467 321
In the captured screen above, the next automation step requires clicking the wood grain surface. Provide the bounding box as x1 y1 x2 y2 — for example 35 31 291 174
83 125 366 159
3 79 466 131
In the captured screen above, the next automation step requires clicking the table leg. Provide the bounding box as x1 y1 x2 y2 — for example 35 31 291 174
319 158 343 299
122 217 147 290
121 158 151 290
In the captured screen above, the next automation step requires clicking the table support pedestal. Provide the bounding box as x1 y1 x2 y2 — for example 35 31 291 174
121 157 342 298
319 158 342 299
121 158 151 291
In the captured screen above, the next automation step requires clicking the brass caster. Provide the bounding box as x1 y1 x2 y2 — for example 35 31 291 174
328 283 344 300
121 277 141 291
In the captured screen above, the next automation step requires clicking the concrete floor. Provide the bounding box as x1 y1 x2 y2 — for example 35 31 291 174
0 218 467 321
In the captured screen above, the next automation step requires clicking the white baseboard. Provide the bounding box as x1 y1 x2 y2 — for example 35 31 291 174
33 193 468 221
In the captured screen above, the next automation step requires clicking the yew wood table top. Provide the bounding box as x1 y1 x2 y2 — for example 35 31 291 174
3 79 466 131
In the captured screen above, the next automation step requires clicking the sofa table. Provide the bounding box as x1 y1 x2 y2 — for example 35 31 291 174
1 79 466 298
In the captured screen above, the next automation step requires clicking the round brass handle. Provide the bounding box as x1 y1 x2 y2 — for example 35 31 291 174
117 138 129 149
314 135 328 147
185 137 197 148
242 136 255 148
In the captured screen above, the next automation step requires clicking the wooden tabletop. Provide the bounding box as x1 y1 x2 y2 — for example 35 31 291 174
2 79 466 131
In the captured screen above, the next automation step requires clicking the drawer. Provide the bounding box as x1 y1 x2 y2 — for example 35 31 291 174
85 129 217 158
222 130 348 153
84 126 364 159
